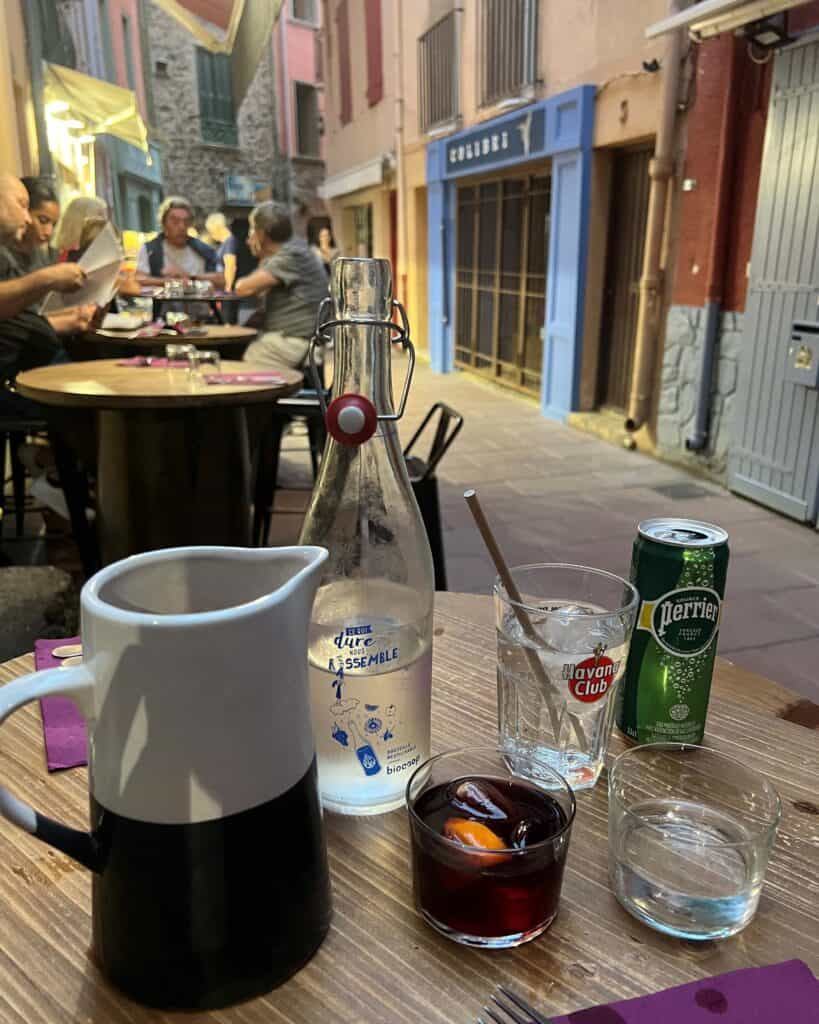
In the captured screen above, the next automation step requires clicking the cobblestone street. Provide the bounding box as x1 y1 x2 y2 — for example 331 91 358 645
273 353 819 701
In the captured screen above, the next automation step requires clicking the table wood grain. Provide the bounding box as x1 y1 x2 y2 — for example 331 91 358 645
15 359 301 410
0 592 816 1023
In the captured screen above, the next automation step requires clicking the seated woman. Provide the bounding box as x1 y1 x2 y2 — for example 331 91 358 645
54 196 107 262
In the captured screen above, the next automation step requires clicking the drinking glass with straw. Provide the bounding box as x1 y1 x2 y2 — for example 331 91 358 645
464 489 639 791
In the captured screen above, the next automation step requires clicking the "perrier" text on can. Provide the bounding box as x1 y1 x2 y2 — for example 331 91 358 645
616 518 729 745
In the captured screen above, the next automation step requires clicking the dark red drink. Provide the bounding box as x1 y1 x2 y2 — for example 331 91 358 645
409 771 574 947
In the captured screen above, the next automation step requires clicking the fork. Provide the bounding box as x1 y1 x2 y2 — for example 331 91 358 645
478 985 554 1024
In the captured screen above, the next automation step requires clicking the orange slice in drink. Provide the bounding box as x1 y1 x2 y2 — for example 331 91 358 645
443 817 510 865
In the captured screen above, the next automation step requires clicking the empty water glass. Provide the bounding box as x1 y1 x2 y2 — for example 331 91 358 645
608 743 781 940
495 564 638 790
187 348 221 384
165 342 196 363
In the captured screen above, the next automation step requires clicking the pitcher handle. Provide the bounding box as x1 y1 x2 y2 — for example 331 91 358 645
0 666 99 870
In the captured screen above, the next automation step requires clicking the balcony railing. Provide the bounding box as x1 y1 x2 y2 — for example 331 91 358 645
479 0 537 108
418 11 459 134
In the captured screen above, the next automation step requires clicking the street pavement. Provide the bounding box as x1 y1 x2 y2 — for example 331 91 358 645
272 353 819 702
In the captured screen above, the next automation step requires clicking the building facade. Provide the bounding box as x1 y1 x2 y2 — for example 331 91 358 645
321 0 819 526
271 0 326 209
145 0 278 226
95 0 163 233
320 0 668 399
0 0 38 178
319 0 397 269
18 0 160 232
652 2 819 525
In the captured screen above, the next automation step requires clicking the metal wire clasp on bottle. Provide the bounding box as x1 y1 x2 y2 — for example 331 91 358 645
306 296 416 445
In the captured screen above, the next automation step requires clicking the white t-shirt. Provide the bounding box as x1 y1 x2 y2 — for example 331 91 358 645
136 241 206 277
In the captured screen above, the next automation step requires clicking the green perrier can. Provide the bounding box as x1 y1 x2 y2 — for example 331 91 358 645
617 518 729 744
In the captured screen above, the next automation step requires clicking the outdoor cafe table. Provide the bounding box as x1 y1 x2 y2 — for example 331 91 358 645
15 359 301 566
151 290 244 324
71 323 258 360
0 592 816 1023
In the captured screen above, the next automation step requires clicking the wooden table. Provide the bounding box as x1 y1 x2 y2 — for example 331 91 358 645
16 359 301 565
0 592 816 1023
69 324 257 361
151 292 244 324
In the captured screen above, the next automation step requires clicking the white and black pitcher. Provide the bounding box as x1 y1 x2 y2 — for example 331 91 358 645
0 545 331 1009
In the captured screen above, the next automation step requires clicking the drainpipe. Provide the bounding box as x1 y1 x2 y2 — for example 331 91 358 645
686 38 740 451
393 0 407 298
279 2 293 204
625 0 686 432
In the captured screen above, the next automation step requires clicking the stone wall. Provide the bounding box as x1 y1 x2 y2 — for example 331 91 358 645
146 1 277 223
656 305 742 481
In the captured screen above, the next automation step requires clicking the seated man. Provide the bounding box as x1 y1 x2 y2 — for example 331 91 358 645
235 201 329 372
0 174 88 394
0 175 98 569
136 196 224 288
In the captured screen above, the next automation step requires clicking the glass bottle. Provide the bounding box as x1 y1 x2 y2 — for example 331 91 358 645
299 258 435 816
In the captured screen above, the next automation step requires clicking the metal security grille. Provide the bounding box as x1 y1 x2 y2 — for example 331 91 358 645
455 175 550 396
597 145 652 411
418 12 459 133
478 0 537 108
729 38 819 523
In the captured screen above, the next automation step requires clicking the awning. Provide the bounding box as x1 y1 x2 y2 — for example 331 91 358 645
152 0 281 108
646 0 811 39
43 63 148 151
319 156 388 200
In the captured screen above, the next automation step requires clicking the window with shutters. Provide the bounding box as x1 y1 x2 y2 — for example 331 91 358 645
364 0 383 107
295 82 321 157
336 0 352 125
196 48 238 147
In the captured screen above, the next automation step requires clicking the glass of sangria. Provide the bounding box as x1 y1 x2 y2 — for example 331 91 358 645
406 745 575 947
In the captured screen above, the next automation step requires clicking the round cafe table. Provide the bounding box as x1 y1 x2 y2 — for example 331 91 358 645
0 594 816 1022
16 358 301 565
68 323 258 361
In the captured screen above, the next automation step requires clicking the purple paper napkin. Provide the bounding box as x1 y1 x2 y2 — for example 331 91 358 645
34 638 88 772
115 356 189 367
553 959 817 1023
204 371 286 385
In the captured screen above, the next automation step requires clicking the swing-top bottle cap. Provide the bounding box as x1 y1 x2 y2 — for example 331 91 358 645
332 258 392 321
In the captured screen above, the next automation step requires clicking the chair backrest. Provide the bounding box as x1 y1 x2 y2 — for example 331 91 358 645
403 402 464 482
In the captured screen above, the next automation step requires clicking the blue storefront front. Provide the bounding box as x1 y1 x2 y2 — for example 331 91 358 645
426 85 595 421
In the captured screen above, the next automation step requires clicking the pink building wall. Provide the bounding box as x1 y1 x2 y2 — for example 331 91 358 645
106 0 147 118
273 4 324 160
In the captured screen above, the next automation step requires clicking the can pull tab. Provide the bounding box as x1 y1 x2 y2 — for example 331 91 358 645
307 298 416 443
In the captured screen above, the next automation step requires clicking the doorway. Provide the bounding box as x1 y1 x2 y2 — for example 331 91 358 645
596 145 652 411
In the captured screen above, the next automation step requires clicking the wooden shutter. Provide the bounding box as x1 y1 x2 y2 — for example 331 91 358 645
364 0 383 107
336 0 352 125
196 48 238 146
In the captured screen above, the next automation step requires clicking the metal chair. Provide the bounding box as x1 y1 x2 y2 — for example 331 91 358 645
0 415 48 537
403 402 464 591
252 387 328 547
